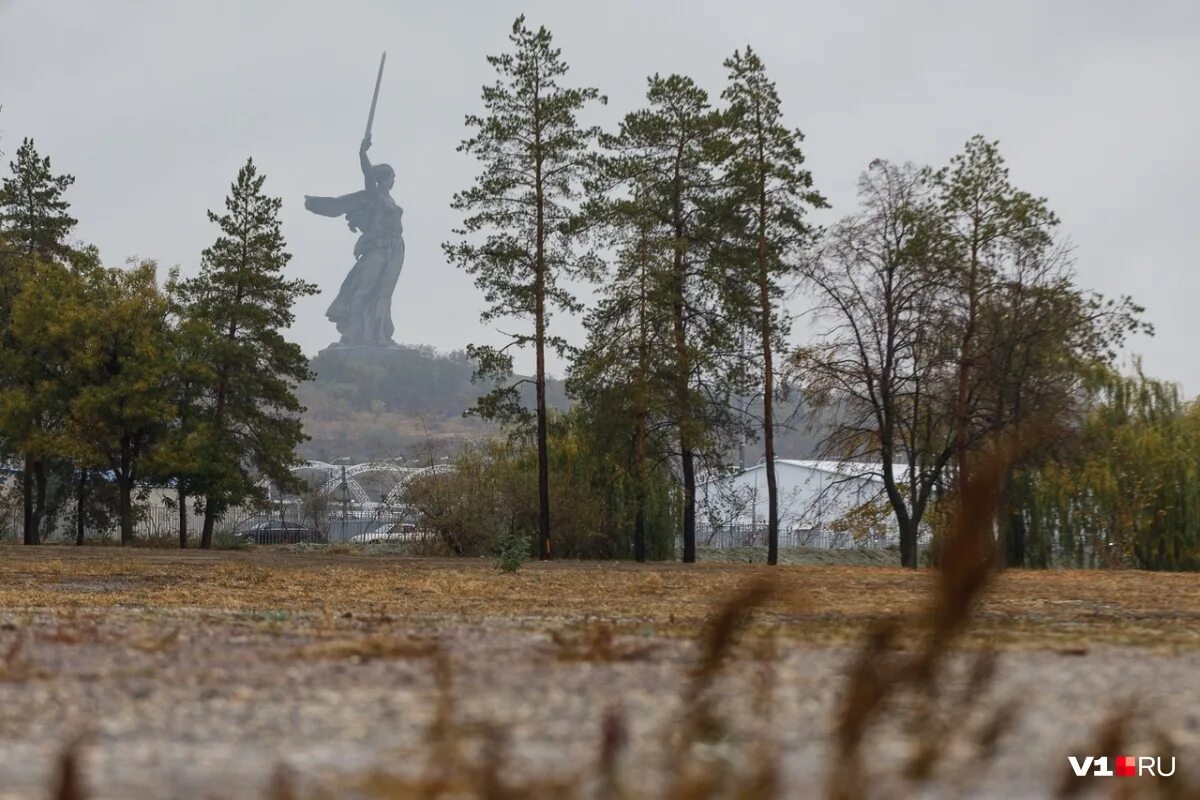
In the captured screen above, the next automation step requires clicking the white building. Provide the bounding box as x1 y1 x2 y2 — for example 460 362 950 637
697 459 896 548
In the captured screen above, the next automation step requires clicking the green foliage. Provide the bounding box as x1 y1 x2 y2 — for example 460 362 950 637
495 530 530 572
931 136 1064 461
803 139 1147 568
404 409 679 561
445 16 604 425
719 47 828 564
932 137 1148 566
1019 367 1200 571
0 258 82 462
68 261 177 545
213 529 252 551
0 138 77 262
179 158 317 544
0 255 186 546
0 138 83 544
720 46 826 337
585 71 740 562
447 16 605 560
592 73 731 396
155 277 219 535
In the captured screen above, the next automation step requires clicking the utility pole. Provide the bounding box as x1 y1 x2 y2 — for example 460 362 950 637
340 464 349 543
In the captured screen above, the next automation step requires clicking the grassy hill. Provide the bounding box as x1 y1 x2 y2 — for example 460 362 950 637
297 346 568 462
298 344 824 463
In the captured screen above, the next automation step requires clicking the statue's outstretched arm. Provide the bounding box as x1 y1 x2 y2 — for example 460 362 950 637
360 136 375 191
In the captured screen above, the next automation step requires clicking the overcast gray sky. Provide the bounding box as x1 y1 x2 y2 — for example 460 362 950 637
2 1 1197 390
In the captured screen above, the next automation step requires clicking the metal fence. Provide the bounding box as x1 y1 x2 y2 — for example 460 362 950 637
0 507 20 542
0 503 419 546
693 524 912 551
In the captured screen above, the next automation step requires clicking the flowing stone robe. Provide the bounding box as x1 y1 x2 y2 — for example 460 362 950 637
305 184 404 346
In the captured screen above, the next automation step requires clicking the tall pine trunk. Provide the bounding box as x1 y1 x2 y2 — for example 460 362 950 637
762 372 779 565
633 258 650 563
633 409 648 563
118 445 134 547
75 469 87 546
670 173 696 563
118 481 134 546
23 458 47 545
680 448 696 562
954 244 979 512
535 317 551 560
533 134 551 561
178 486 189 549
756 181 780 566
201 369 229 551
673 296 697 564
22 455 38 545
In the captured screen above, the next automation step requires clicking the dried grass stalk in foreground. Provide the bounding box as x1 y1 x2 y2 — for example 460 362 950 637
549 620 659 662
53 734 88 800
296 633 438 662
830 443 1015 800
670 576 779 797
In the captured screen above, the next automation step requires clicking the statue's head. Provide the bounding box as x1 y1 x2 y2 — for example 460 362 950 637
373 164 395 191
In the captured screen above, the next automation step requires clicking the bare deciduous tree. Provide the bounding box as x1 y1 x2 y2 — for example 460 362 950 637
801 160 954 567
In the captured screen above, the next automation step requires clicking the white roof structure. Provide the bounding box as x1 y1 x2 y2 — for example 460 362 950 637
697 458 896 547
772 459 883 481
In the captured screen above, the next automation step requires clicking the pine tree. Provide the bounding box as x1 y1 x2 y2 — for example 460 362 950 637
932 136 1058 505
593 73 735 563
182 158 317 548
445 17 603 560
161 275 219 548
0 139 80 544
0 138 77 262
721 48 827 565
572 178 676 562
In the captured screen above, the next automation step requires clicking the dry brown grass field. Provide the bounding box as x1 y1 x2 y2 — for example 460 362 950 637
1 545 1199 798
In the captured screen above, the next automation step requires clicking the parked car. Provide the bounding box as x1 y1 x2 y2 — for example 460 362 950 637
351 522 419 543
238 521 324 545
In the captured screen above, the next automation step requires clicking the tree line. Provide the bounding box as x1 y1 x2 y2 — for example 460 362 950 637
0 131 314 547
439 16 1187 570
2 18 1193 570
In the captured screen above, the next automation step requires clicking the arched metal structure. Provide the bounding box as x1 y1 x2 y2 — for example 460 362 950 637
381 464 455 506
285 460 454 509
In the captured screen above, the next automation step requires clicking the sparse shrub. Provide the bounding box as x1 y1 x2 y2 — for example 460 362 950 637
140 532 178 549
402 419 679 561
402 447 509 556
213 530 250 551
